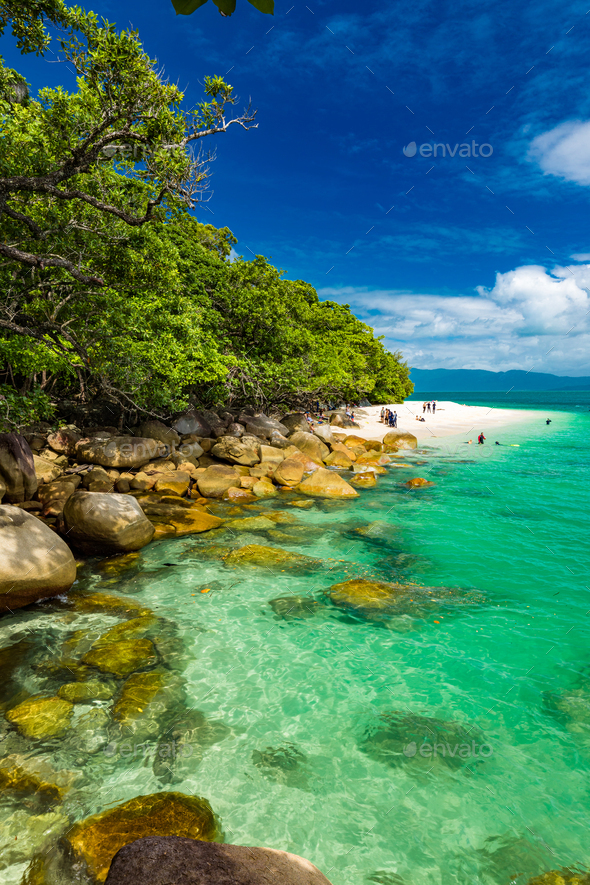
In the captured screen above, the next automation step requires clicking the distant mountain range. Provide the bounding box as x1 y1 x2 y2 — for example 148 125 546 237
410 368 590 392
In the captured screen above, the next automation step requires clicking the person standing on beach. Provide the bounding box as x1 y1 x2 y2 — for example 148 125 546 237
427 402 431 413
432 401 436 414
423 402 427 413
393 411 398 427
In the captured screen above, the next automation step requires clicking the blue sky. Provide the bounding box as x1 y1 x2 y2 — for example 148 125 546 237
3 0 590 373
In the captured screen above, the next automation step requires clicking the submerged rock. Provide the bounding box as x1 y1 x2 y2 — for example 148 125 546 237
113 671 166 725
350 472 377 488
359 710 488 770
65 792 220 884
225 515 276 532
66 590 154 619
0 505 77 612
5 695 74 739
268 595 327 620
329 578 408 616
58 679 116 703
83 638 157 677
405 477 435 489
527 870 590 885
105 835 333 885
224 544 320 571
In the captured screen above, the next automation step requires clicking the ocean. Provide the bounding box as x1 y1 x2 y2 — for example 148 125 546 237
1 391 589 884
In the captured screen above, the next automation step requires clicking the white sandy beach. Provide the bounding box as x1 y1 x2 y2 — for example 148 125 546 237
346 400 537 442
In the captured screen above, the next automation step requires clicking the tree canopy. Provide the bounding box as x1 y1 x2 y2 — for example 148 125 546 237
172 0 273 18
0 1 412 428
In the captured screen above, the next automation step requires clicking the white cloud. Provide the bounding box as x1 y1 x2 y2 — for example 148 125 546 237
319 263 590 373
528 120 590 186
571 253 590 262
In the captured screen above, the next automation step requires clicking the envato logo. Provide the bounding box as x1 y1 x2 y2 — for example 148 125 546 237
103 740 193 760
403 740 493 758
403 141 493 158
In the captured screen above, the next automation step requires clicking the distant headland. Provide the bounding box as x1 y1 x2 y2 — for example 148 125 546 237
410 368 590 392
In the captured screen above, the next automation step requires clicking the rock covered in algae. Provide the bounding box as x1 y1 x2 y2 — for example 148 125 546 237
527 870 590 885
405 477 435 488
225 515 276 532
82 638 157 677
67 590 153 619
97 551 141 577
93 615 156 646
0 754 71 803
57 679 116 703
5 695 74 739
104 835 333 885
113 671 166 725
224 544 320 571
329 578 409 615
65 792 221 884
359 710 488 770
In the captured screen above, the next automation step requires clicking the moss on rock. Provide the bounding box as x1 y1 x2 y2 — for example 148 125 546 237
5 695 74 739
82 639 157 677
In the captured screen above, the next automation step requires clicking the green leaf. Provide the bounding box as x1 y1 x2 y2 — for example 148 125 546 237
212 0 236 12
171 0 209 14
248 0 274 12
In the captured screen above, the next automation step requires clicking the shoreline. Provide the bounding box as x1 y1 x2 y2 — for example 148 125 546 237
345 399 541 443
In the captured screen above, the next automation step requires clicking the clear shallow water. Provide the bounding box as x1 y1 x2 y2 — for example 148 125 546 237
2 402 590 885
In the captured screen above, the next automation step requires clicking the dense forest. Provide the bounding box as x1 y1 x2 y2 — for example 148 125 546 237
0 0 412 429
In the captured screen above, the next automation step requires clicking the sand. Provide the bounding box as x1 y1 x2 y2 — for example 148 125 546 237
342 400 537 443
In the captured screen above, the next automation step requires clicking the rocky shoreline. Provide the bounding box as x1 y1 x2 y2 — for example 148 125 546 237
0 407 419 613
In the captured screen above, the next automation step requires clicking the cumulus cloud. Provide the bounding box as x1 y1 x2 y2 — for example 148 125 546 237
528 121 590 186
319 263 590 373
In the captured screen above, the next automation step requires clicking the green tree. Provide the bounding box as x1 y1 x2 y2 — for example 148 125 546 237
172 0 273 18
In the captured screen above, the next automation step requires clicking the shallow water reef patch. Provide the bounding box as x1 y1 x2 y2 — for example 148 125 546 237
82 638 158 677
29 791 222 884
58 679 116 703
5 695 74 739
327 577 483 623
65 590 155 619
527 869 590 885
112 670 166 726
224 543 322 572
268 594 328 621
252 742 311 790
359 710 488 771
543 685 590 731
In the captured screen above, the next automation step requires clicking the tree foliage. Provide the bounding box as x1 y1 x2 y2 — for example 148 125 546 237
0 1 412 425
171 0 273 18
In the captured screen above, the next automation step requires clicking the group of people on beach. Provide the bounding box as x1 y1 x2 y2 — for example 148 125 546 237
380 407 398 427
423 400 437 414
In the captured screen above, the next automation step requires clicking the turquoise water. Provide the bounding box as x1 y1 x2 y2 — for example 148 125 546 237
1 398 590 884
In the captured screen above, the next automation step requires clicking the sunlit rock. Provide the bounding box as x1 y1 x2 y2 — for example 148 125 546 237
5 695 74 739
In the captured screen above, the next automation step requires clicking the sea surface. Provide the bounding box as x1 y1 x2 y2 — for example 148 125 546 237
1 392 589 884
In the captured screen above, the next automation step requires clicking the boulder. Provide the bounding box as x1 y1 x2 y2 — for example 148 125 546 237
273 458 305 486
364 439 383 452
239 413 290 439
226 515 276 532
383 429 418 450
329 412 355 428
130 472 155 491
173 409 212 438
105 836 333 885
343 435 368 448
65 793 220 885
313 424 336 446
75 436 163 469
405 477 434 488
5 695 74 739
58 680 116 703
297 468 359 499
0 476 5 502
288 431 329 463
37 479 77 517
252 479 278 498
269 430 291 449
222 486 257 504
323 450 353 469
224 422 243 437
0 505 77 612
330 441 357 462
286 448 323 474
352 463 386 474
175 440 205 460
0 433 37 502
46 427 81 456
259 444 284 465
62 492 155 554
211 437 260 467
154 471 191 497
196 465 239 498
281 412 310 434
139 420 181 447
355 451 391 467
350 472 377 488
